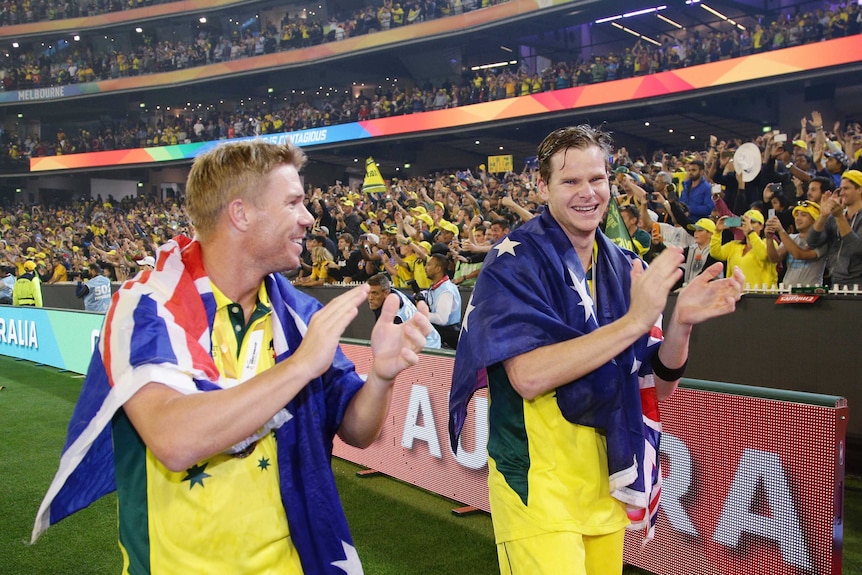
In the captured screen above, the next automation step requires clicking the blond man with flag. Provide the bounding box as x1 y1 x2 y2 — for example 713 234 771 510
33 140 432 575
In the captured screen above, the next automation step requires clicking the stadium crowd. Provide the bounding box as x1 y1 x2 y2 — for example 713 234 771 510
3 108 862 314
0 0 508 92
2 0 861 164
0 0 175 26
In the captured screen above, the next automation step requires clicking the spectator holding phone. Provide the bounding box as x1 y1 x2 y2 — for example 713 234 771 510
765 201 827 286
356 233 379 269
677 218 722 288
759 138 795 198
766 185 795 232
711 209 779 288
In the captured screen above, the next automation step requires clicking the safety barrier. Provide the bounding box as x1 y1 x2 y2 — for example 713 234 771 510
336 341 846 575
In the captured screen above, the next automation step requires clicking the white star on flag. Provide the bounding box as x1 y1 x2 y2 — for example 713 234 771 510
631 358 641 374
567 267 596 325
331 540 364 575
461 300 476 333
493 237 521 257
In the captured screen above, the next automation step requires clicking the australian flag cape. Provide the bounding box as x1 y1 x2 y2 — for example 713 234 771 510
449 209 664 541
32 235 367 574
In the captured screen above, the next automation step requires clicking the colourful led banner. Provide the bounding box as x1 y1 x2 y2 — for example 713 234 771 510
29 125 372 171
29 35 862 173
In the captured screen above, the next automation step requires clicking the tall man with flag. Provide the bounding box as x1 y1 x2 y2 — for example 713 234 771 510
33 140 432 575
449 125 745 575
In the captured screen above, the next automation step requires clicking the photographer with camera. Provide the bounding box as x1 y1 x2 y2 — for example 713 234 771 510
75 263 112 313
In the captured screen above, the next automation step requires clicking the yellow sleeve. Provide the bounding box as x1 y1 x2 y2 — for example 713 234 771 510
709 231 730 261
747 232 770 261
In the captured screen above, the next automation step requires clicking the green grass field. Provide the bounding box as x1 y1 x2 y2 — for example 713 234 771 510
1 356 859 574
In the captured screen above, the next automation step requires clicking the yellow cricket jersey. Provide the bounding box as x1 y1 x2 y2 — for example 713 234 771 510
112 282 303 574
411 255 431 289
393 253 418 288
709 231 778 287
486 362 629 544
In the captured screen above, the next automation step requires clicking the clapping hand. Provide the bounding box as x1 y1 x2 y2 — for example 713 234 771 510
370 295 432 381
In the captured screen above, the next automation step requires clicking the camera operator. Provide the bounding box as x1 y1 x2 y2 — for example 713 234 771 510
75 263 112 313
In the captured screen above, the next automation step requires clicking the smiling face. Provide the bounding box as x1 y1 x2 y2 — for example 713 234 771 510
537 145 610 244
839 178 862 209
794 211 815 233
247 164 315 274
488 223 506 243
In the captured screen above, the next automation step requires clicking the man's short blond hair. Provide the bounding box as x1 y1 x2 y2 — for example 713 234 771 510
186 140 307 239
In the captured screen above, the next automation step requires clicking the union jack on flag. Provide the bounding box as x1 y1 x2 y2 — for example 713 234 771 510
33 235 366 574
